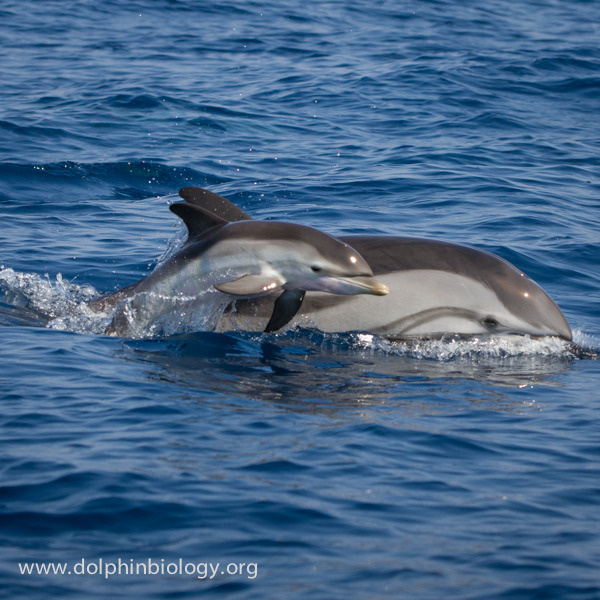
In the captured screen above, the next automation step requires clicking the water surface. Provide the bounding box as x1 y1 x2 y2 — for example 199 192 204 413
1 1 599 598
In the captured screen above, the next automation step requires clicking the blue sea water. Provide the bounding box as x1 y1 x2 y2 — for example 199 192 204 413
1 0 599 598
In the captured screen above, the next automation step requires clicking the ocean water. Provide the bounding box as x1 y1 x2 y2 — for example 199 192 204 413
1 0 599 598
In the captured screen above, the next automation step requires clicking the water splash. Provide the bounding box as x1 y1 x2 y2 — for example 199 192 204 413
103 290 232 338
0 267 109 334
155 220 187 267
0 266 231 339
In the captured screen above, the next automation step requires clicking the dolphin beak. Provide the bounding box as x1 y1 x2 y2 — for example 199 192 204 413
549 316 572 342
525 287 573 341
338 275 389 296
354 276 389 296
298 274 389 296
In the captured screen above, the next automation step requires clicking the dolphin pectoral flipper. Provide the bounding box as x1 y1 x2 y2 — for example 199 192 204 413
214 273 285 295
169 202 229 239
265 290 306 333
179 187 252 222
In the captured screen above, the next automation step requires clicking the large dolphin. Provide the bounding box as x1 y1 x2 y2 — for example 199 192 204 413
89 191 388 337
175 187 572 341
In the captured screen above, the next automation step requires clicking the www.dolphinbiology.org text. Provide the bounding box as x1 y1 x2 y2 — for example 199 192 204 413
18 558 258 580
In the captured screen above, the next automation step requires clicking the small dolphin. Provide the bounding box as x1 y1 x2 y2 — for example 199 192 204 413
89 190 388 336
176 187 572 341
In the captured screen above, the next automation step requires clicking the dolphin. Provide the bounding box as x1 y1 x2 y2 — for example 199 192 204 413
174 187 572 341
88 190 388 337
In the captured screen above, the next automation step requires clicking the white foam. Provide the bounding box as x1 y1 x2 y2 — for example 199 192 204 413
354 330 575 360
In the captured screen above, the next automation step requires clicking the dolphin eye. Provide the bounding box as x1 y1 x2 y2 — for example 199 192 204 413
482 317 499 329
311 265 322 273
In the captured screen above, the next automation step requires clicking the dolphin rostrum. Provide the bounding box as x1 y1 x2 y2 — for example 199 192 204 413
175 187 572 341
88 190 388 337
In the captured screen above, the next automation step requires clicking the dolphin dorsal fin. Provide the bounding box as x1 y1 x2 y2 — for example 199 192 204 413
169 202 228 240
179 187 252 222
